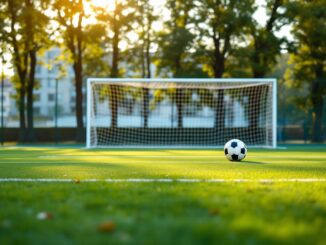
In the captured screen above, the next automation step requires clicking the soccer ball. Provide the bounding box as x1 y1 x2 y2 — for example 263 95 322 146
224 139 247 161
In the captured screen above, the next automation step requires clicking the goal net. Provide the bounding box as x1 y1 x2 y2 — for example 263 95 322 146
86 78 277 148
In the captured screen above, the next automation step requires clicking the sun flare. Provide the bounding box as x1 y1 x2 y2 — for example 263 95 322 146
84 0 116 15
91 0 115 8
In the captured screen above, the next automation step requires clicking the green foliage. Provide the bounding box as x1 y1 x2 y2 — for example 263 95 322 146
268 54 309 125
285 0 326 92
156 27 195 76
285 0 326 141
83 24 108 77
0 0 51 137
155 0 196 77
285 0 325 83
247 0 286 78
1 0 51 79
223 47 253 78
53 0 109 134
125 0 158 78
194 0 255 78
94 0 137 78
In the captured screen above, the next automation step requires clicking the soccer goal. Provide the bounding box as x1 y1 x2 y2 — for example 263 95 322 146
86 78 277 148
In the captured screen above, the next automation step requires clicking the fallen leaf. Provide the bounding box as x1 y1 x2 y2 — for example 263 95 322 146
209 208 220 216
98 221 115 233
36 212 53 220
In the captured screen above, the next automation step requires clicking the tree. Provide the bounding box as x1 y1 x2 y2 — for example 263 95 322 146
54 0 105 141
195 0 254 78
285 0 326 142
156 0 195 128
135 0 157 127
246 1 287 130
134 0 156 79
0 0 50 141
2 0 27 140
195 0 255 129
25 0 50 141
95 0 136 128
121 0 158 127
249 0 285 78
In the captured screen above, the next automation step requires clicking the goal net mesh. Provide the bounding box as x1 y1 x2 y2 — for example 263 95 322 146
87 79 275 148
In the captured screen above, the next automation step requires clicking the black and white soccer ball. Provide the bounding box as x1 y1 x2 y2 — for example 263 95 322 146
224 139 247 161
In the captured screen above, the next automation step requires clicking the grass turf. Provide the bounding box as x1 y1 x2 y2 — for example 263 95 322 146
0 146 326 244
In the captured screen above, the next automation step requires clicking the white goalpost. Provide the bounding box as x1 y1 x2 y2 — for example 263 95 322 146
86 78 277 148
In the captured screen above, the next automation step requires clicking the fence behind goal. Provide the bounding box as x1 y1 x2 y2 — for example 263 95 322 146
86 78 277 148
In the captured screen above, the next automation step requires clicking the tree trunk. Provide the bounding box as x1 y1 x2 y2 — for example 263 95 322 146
252 36 266 78
109 18 120 129
142 32 151 128
311 66 324 142
143 87 149 127
174 58 183 128
213 54 225 129
311 94 323 142
111 23 119 78
145 32 151 79
17 53 28 142
109 85 118 128
24 0 35 142
214 90 224 129
26 50 36 141
176 89 183 128
141 47 146 78
18 83 26 142
74 18 85 142
8 0 27 142
74 59 84 142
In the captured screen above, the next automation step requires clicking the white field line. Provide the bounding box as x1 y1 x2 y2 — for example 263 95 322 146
0 178 325 183
37 155 326 159
38 155 225 158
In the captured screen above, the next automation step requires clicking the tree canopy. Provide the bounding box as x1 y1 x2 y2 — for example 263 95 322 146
0 0 324 142
285 0 326 142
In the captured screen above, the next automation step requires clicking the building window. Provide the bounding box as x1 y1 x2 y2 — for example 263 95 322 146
49 66 58 74
34 94 40 102
47 50 56 60
34 107 40 115
48 94 55 101
48 79 56 88
36 65 42 74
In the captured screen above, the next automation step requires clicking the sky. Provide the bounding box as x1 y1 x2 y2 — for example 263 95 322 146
254 0 292 40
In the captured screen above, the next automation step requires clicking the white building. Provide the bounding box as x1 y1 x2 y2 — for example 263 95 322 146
0 79 13 122
5 48 248 128
34 48 81 117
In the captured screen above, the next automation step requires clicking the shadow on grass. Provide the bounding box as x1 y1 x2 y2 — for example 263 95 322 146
241 160 266 164
1 181 325 244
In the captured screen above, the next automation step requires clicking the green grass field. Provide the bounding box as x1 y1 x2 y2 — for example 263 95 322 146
0 145 326 244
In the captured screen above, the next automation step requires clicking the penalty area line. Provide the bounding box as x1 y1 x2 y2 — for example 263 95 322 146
0 178 325 183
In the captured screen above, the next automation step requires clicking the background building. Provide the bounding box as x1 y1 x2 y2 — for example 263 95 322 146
0 79 13 125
